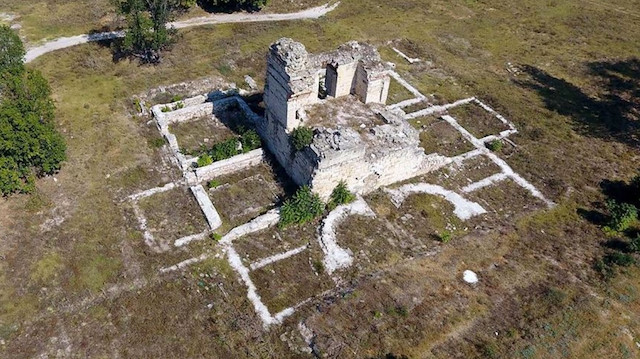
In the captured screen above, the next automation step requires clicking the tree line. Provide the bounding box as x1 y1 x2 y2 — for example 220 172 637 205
0 26 66 196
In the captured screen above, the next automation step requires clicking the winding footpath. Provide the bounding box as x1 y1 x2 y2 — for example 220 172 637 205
24 2 339 63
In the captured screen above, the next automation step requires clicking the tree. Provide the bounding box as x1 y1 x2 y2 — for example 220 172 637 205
198 0 269 11
0 25 66 196
114 0 177 63
0 26 25 75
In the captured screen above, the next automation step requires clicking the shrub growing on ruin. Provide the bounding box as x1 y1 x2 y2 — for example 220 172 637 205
629 235 640 253
290 127 314 152
0 26 66 196
328 181 356 210
279 186 324 228
197 154 213 167
239 129 261 152
207 179 221 189
438 231 452 243
486 139 503 152
209 138 240 161
605 199 637 232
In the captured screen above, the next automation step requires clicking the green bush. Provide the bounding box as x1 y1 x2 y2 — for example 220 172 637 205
0 26 66 196
239 129 261 152
290 127 314 152
207 179 221 189
486 139 503 151
170 94 183 102
328 181 356 210
161 105 171 112
209 138 239 161
279 186 325 228
604 252 635 267
605 199 637 232
148 137 166 148
210 233 222 241
197 154 213 167
438 231 452 243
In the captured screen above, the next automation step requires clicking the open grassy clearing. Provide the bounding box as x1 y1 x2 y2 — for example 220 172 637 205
0 0 639 357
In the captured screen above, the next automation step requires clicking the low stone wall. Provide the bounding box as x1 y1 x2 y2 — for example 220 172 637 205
163 102 213 124
195 148 265 183
190 185 222 230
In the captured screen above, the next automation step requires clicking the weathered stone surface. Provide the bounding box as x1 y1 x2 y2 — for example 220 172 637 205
259 38 448 200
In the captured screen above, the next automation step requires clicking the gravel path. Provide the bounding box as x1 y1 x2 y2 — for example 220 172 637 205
24 2 339 63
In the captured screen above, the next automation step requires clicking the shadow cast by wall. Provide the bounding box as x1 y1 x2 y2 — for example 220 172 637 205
515 59 639 147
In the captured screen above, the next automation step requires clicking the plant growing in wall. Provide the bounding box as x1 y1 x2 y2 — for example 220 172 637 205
328 181 356 210
239 129 261 153
290 127 314 152
279 186 325 228
486 139 503 152
196 154 213 167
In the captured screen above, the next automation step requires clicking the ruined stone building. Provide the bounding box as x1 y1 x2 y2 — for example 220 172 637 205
256 38 448 199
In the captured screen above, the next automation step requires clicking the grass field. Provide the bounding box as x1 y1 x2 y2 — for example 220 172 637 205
1 0 639 357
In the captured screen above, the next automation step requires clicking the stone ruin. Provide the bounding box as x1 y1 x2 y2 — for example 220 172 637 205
257 38 448 199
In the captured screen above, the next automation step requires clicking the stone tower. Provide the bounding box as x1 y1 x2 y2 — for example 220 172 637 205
263 38 319 132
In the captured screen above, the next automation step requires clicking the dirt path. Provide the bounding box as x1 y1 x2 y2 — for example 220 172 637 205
24 2 339 63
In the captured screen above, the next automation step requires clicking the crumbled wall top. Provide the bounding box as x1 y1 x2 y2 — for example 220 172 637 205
269 37 310 74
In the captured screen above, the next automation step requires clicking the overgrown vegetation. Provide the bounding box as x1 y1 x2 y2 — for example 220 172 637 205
593 174 640 279
604 199 638 232
486 139 503 152
290 126 314 152
0 26 66 196
328 181 356 210
193 127 261 166
279 186 324 228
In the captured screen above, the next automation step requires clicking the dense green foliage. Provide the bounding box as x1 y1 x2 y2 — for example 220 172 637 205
114 0 177 63
279 186 324 228
0 26 66 196
328 181 356 210
290 127 313 152
605 199 637 232
193 128 261 166
486 139 503 152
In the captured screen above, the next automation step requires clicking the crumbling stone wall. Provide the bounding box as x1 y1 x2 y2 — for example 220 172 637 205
259 39 449 200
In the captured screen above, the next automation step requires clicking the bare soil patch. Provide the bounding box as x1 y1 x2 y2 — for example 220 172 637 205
447 102 511 138
420 154 503 191
234 221 317 266
420 120 476 157
250 250 334 314
208 162 291 230
137 187 209 243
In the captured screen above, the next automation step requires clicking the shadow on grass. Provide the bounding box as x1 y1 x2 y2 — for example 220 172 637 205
196 0 263 14
515 58 640 146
